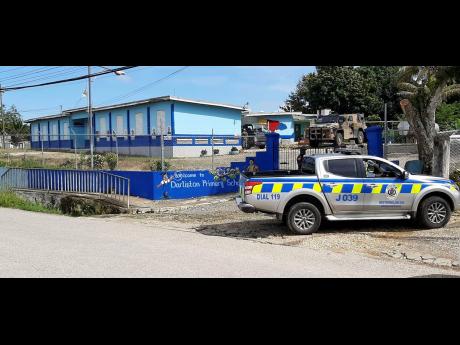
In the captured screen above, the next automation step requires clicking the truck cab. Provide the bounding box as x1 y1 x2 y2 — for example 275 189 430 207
237 154 460 234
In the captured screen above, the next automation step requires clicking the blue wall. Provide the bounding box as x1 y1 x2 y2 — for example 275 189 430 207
108 169 239 200
173 102 241 136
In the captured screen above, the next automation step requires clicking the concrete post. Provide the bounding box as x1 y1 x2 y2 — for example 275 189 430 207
433 134 451 178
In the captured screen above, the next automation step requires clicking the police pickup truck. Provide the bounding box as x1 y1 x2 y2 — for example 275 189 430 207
236 154 460 235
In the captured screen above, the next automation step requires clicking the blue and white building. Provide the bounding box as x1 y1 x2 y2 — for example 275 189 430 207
242 111 317 142
26 96 244 157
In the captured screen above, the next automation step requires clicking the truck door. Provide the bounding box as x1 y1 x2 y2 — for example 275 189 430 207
320 158 364 213
359 158 414 212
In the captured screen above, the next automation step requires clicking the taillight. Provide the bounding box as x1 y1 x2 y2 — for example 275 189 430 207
244 181 262 195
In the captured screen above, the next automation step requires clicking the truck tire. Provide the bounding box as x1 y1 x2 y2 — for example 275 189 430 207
334 132 344 147
417 196 451 229
355 130 364 144
258 144 266 149
287 202 322 235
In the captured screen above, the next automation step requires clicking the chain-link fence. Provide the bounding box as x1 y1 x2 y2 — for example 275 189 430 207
450 135 460 176
1 133 265 172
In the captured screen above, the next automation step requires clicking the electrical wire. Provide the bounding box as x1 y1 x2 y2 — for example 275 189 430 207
0 66 137 92
0 66 28 75
0 66 63 83
96 66 189 106
16 106 62 113
4 67 88 88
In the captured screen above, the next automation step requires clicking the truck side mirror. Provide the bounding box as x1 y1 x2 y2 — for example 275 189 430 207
401 171 410 180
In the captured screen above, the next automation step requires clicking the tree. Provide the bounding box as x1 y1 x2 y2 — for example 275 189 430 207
283 66 401 119
398 66 460 174
435 102 460 131
1 105 29 146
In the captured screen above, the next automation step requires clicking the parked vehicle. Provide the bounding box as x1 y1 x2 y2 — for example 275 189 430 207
305 114 366 147
242 124 267 149
236 153 460 234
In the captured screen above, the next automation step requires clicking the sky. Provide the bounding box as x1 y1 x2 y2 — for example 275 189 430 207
0 66 315 120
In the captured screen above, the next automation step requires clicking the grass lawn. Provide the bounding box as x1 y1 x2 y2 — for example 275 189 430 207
0 191 61 214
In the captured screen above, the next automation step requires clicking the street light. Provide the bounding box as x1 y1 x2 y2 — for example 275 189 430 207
87 66 127 169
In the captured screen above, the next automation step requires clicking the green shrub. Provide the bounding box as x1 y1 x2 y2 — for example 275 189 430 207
450 169 460 188
0 191 61 214
83 154 105 170
60 160 75 169
105 152 118 170
366 114 382 122
149 160 171 171
200 149 208 156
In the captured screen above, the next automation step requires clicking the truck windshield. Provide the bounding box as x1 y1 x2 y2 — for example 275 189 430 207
316 115 339 123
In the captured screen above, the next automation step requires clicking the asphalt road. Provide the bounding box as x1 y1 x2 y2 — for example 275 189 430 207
0 208 458 278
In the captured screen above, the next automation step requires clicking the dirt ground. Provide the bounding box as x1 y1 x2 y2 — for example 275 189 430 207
123 193 460 271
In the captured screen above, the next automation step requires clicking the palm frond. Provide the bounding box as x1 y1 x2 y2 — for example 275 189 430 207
397 91 415 98
444 88 460 100
443 83 460 92
398 66 420 82
398 82 419 92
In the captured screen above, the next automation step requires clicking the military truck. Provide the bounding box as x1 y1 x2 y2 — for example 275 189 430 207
242 124 267 149
305 114 366 148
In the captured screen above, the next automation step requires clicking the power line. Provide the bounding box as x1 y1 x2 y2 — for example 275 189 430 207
0 66 63 82
3 67 88 88
0 66 28 75
0 66 137 92
16 106 62 113
97 66 189 106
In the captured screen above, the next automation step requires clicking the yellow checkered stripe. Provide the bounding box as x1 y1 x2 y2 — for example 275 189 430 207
250 182 428 194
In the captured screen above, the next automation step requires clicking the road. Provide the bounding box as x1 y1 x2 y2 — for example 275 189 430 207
0 208 458 278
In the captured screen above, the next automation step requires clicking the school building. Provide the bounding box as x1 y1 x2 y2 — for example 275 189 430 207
26 96 244 157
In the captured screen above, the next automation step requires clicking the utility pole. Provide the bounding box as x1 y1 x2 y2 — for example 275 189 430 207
0 84 4 150
87 66 94 169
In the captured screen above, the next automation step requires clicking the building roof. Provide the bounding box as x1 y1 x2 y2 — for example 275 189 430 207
244 111 304 117
25 96 246 123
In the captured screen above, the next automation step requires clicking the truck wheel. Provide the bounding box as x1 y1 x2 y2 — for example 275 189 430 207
258 144 266 149
417 196 451 229
334 132 344 147
355 130 364 144
287 202 322 235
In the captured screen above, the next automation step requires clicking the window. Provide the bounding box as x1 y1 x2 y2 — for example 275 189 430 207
41 123 48 141
301 157 316 175
63 122 69 140
363 159 402 178
135 113 143 135
116 115 124 135
32 126 39 142
156 110 166 134
99 117 107 137
51 123 58 141
325 159 359 178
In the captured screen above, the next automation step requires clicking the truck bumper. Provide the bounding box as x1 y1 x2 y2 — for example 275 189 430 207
235 197 256 213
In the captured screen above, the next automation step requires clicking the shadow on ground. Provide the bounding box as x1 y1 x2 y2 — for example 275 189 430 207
194 218 436 239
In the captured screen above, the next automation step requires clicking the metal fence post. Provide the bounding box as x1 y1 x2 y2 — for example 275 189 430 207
384 103 388 159
211 128 214 171
40 131 44 167
160 128 165 171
